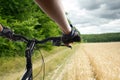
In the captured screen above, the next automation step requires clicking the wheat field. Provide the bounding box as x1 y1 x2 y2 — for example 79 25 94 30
49 42 120 80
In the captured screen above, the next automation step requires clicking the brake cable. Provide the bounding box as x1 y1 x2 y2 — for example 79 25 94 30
33 49 45 80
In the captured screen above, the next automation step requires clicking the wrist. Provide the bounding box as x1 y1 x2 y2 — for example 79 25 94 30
63 26 72 35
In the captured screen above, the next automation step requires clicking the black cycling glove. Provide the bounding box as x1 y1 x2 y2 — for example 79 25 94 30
62 25 81 44
0 25 14 39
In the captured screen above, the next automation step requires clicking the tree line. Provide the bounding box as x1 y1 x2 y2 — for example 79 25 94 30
81 33 120 42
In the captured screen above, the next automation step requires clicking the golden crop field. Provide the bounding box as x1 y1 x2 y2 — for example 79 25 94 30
0 42 120 80
52 42 120 80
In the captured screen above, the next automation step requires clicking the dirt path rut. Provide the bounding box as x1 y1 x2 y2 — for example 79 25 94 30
46 42 120 80
48 45 96 80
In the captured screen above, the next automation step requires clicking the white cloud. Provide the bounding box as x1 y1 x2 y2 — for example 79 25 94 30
62 0 79 12
75 19 120 34
62 0 120 34
76 25 102 34
100 19 120 33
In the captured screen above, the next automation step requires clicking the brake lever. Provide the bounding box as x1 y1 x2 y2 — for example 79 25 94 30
61 44 72 49
52 39 72 49
66 45 72 49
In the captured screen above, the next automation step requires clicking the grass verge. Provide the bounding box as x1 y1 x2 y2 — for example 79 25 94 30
0 44 78 80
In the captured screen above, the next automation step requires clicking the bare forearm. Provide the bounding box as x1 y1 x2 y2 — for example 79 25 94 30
0 24 3 32
34 0 71 34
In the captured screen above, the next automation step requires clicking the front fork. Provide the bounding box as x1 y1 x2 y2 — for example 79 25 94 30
22 40 36 80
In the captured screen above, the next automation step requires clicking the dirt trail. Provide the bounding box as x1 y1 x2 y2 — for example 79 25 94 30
46 42 120 80
51 46 96 80
1 42 120 80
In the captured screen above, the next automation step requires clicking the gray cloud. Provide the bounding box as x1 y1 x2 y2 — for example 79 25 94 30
68 10 109 27
78 0 101 10
101 0 120 10
78 0 120 19
63 0 120 34
89 8 120 19
78 0 120 10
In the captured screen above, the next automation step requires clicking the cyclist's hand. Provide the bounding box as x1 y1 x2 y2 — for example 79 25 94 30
62 27 81 45
0 24 14 39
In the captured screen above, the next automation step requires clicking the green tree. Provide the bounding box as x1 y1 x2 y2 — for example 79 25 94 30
0 0 62 57
0 0 35 21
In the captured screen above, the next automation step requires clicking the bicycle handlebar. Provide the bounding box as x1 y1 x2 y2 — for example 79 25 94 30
12 34 72 48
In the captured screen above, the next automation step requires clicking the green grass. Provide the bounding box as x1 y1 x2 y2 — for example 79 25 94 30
0 56 25 76
0 44 79 80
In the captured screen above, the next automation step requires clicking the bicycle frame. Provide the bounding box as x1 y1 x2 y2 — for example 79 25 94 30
21 40 36 80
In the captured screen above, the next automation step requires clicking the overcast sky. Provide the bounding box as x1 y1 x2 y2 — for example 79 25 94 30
62 0 120 34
